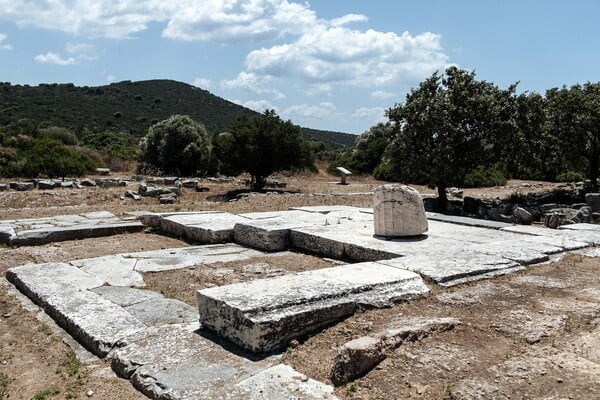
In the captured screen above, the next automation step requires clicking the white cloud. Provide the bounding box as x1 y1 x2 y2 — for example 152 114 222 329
330 14 367 27
282 102 339 120
0 1 171 39
242 99 278 113
106 74 117 82
162 0 317 42
371 90 395 99
245 25 449 87
66 42 99 60
0 0 316 41
352 107 387 124
221 72 284 99
34 51 75 66
0 33 12 50
192 76 211 88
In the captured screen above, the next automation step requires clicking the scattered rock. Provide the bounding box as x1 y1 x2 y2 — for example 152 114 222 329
124 190 141 201
514 207 533 225
10 181 35 191
181 179 198 188
95 168 110 175
330 336 386 386
38 180 56 190
330 317 460 386
545 213 561 229
159 194 177 204
196 185 210 192
80 178 97 187
586 193 600 212
0 183 7 191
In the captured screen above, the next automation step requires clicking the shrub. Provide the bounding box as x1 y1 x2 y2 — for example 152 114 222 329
39 126 78 146
1 138 99 179
463 166 507 188
138 115 211 176
556 170 584 182
373 162 396 181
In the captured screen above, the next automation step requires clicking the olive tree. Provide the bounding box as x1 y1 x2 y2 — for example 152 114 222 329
385 67 518 212
138 115 211 176
217 110 313 189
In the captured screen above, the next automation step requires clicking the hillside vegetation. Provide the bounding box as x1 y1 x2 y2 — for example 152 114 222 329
0 79 356 147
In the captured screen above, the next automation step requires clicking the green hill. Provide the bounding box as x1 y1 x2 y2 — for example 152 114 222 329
0 79 356 147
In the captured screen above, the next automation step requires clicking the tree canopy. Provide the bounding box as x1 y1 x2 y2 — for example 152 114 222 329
138 114 212 176
218 110 313 189
545 82 600 191
385 66 518 211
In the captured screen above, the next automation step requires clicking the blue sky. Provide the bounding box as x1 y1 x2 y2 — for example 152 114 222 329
1 1 599 134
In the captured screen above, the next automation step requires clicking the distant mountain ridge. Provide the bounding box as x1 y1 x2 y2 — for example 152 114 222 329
0 79 357 147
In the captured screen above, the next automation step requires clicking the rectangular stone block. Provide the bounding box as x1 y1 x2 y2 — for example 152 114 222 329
8 221 144 246
197 262 428 353
123 244 265 273
6 263 146 357
159 212 249 243
379 254 523 286
234 211 327 251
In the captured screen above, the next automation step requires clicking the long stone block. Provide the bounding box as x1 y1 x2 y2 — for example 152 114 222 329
503 224 600 245
6 263 146 357
379 255 523 286
197 263 428 353
9 221 144 246
425 212 512 229
159 212 249 243
125 244 265 273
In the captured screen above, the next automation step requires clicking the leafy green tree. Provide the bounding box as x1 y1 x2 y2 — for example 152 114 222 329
221 110 313 189
385 67 517 212
138 115 211 176
545 82 600 190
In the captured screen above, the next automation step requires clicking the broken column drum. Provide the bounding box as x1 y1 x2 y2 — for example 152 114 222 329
373 184 428 237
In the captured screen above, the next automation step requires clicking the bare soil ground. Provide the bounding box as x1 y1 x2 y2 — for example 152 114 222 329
0 172 596 400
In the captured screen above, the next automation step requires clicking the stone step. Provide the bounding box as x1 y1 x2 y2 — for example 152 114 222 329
197 262 428 353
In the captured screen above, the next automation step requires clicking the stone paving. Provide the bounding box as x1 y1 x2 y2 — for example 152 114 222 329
0 211 143 246
5 206 600 399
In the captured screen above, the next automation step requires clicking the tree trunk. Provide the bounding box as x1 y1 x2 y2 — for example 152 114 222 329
251 175 266 191
437 181 448 214
590 151 599 192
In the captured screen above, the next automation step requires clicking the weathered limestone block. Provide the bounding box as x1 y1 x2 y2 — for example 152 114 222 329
513 206 533 225
6 263 146 356
330 336 386 386
586 193 600 212
197 262 428 353
330 317 461 386
373 184 428 237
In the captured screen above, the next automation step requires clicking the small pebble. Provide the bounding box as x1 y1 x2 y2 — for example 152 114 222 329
86 390 94 397
556 378 563 383
3 313 10 318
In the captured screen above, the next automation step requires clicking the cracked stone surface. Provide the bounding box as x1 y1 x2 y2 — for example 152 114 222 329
0 211 143 246
197 262 428 353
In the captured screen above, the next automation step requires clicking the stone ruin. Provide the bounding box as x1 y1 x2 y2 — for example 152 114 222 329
373 184 428 237
4 184 600 399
